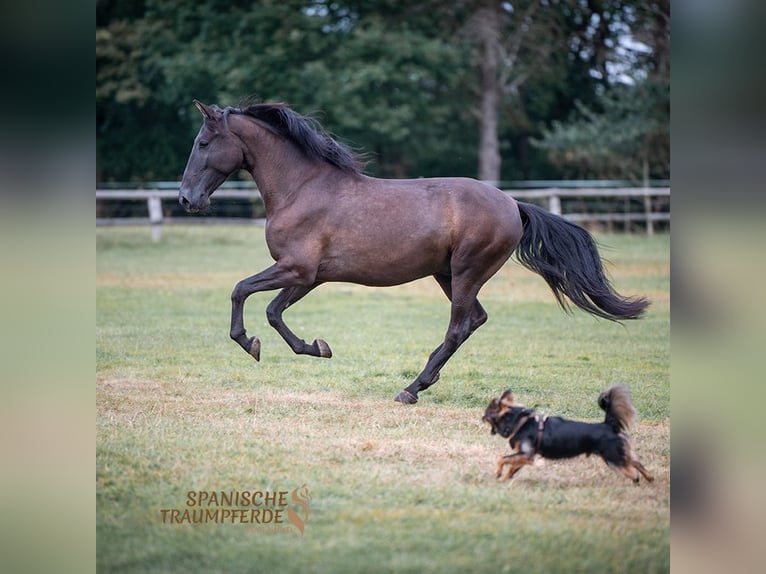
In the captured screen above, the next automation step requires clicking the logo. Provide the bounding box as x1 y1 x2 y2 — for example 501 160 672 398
287 484 311 535
160 484 312 536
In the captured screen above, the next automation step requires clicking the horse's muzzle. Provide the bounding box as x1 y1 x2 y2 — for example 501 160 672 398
178 189 208 213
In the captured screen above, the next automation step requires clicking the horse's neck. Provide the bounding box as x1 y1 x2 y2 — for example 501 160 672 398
232 116 323 215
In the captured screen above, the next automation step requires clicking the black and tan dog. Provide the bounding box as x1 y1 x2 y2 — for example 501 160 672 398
483 384 654 484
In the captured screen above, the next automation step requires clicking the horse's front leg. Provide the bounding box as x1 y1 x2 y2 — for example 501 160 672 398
265 285 332 358
229 262 314 361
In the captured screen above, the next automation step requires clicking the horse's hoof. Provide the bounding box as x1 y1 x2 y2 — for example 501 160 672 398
394 390 418 404
313 339 332 358
248 337 261 361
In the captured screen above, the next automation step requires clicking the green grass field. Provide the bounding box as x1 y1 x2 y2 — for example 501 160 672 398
97 225 669 573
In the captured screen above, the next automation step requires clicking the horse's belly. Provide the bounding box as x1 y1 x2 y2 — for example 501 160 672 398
316 245 450 286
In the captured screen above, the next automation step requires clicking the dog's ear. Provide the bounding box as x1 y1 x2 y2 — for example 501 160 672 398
500 389 514 407
484 398 500 415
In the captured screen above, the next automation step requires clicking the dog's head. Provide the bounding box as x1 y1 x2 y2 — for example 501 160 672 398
483 389 522 437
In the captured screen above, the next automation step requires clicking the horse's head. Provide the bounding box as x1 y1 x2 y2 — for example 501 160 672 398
179 100 245 213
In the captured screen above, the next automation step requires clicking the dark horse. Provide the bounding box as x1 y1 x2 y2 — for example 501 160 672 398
179 100 649 404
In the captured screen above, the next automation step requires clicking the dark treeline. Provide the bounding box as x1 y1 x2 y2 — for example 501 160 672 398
96 0 669 183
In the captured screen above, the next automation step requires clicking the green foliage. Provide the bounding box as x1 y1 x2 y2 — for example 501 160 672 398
295 21 475 176
529 1 670 180
96 1 669 181
534 80 669 180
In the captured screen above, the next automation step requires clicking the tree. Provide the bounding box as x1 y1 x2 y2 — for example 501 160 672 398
462 0 565 183
96 0 668 182
96 0 476 180
534 81 668 179
533 0 670 180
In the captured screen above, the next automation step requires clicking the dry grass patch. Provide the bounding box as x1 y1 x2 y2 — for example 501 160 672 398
98 377 668 493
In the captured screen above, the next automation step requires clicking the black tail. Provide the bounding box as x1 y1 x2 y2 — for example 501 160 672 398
514 201 649 321
598 384 636 432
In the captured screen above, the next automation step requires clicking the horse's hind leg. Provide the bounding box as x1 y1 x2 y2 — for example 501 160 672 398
394 275 484 404
266 285 332 358
405 274 487 389
432 273 488 335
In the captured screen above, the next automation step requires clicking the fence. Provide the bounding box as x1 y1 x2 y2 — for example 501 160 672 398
96 183 266 241
96 181 670 241
508 187 670 236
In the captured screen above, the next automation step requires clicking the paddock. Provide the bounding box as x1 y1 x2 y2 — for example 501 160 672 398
97 225 669 573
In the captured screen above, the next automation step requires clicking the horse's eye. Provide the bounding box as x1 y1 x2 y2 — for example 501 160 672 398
199 141 209 148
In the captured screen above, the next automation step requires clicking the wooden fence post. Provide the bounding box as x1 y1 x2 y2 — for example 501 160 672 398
148 195 163 242
644 194 654 237
642 160 653 236
549 194 561 216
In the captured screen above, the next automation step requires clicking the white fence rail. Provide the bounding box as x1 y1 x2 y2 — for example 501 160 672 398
96 189 265 241
96 185 670 241
507 187 670 236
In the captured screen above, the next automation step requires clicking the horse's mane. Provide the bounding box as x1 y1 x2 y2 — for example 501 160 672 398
233 102 364 174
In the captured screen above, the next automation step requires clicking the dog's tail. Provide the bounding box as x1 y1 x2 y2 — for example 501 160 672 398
598 384 636 432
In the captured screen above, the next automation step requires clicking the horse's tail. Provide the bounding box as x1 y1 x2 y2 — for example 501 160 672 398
514 201 649 321
598 384 636 432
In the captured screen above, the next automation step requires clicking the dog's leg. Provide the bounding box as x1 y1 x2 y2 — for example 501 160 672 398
504 458 531 481
608 437 654 484
495 455 509 479
495 454 517 479
632 460 654 482
498 453 534 481
617 464 641 484
616 459 654 484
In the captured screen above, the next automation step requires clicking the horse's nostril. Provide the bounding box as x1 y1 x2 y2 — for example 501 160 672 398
179 194 189 208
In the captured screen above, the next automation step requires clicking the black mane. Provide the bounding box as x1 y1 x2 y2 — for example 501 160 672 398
233 103 364 174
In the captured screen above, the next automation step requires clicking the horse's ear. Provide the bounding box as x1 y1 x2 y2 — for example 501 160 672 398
500 389 514 406
193 100 222 121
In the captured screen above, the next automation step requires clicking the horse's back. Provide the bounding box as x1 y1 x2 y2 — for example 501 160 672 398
308 174 522 285
359 175 520 225
399 176 523 259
